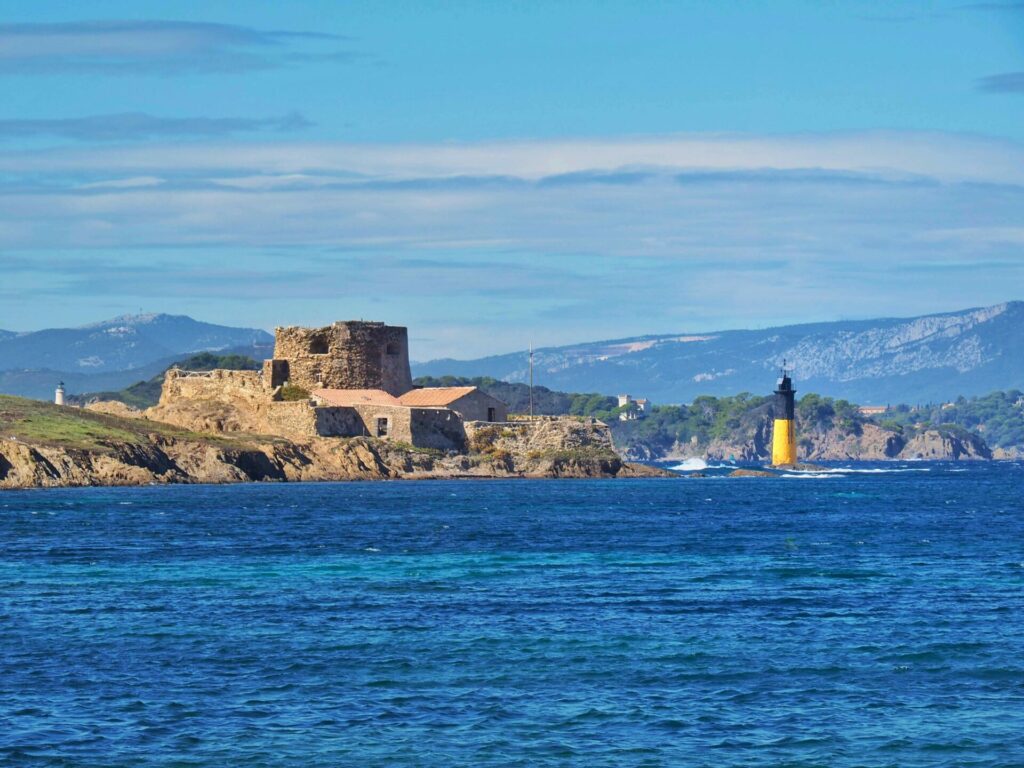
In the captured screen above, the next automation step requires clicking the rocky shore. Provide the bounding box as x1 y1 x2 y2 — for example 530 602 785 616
0 396 669 490
625 417 992 463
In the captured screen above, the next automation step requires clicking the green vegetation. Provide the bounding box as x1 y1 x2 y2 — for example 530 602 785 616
796 393 862 434
0 394 233 452
413 375 623 419
70 352 261 409
278 384 311 402
870 390 1024 449
610 393 774 456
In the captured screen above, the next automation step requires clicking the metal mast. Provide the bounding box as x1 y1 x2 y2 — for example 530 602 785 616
529 343 534 420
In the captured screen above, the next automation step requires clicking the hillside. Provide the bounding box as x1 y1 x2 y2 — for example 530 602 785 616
609 392 992 462
413 301 1024 405
871 390 1024 451
414 376 1001 461
0 314 273 400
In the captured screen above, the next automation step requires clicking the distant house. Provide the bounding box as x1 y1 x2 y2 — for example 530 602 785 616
617 394 650 421
399 386 508 423
858 405 888 416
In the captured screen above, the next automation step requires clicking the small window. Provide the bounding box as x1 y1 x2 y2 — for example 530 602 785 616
385 342 399 356
487 407 496 422
376 417 389 437
309 337 329 354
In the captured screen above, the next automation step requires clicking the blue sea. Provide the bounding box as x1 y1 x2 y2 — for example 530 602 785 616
2 462 1023 767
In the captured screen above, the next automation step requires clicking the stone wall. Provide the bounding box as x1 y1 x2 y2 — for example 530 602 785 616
154 352 463 450
450 391 509 422
342 404 466 451
465 417 615 456
410 408 467 451
257 402 360 440
159 369 266 406
269 321 413 395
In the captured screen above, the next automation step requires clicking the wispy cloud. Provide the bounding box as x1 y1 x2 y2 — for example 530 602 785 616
0 20 353 75
2 130 1022 356
977 72 1024 92
959 2 1024 10
0 112 312 142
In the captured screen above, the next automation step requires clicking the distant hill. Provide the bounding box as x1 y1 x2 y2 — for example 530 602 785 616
413 302 1024 405
0 314 272 399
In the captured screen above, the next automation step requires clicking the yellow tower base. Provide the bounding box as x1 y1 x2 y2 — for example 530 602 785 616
771 418 796 466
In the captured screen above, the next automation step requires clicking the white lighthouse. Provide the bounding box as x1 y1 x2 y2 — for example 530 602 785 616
55 381 65 406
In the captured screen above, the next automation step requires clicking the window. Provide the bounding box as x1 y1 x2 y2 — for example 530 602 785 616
309 337 329 354
386 342 400 356
487 407 496 422
376 417 389 437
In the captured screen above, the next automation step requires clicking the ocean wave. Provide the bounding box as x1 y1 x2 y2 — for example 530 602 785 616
669 458 708 471
668 458 737 471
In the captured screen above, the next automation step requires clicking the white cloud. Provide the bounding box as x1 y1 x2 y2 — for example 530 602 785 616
2 130 1022 357
2 130 1022 183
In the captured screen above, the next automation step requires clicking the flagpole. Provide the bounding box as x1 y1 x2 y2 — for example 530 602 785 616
529 343 534 420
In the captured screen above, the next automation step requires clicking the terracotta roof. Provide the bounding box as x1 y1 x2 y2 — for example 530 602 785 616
312 388 401 407
397 386 479 407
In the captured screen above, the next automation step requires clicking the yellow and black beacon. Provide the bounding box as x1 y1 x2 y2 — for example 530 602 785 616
771 363 797 467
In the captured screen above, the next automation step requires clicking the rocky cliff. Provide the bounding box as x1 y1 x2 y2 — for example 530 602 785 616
623 415 991 463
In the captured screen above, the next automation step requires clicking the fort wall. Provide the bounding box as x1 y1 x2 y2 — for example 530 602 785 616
268 321 413 395
159 369 265 407
152 320 493 453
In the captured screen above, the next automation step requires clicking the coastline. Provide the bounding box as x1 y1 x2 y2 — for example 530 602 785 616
0 395 671 490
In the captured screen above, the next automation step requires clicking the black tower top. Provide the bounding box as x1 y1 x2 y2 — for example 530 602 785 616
774 364 796 421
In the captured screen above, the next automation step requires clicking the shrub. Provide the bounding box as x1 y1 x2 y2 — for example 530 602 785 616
279 384 310 402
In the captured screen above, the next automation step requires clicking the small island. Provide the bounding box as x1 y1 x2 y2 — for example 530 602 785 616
0 320 666 489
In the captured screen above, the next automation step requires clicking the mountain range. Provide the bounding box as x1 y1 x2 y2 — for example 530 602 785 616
0 314 272 400
1 303 1021 405
412 302 1024 405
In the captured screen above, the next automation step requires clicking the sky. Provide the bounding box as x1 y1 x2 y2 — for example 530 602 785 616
1 0 1023 360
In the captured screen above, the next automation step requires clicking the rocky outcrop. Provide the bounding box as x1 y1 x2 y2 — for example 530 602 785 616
460 417 673 478
900 430 991 460
0 418 667 490
633 417 991 463
85 400 143 418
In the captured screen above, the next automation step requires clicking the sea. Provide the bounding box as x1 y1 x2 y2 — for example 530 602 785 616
1 461 1022 767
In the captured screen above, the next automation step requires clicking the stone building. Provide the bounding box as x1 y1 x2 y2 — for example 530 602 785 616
263 321 413 396
153 320 507 452
398 386 508 423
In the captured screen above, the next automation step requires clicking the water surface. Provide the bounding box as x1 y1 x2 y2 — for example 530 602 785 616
2 463 1023 766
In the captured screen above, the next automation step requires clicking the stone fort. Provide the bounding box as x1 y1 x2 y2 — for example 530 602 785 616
153 320 507 452
264 321 413 395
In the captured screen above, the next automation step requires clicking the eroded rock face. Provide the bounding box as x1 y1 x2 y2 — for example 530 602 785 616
901 430 991 460
85 400 143 418
634 419 991 463
458 418 664 478
0 421 667 490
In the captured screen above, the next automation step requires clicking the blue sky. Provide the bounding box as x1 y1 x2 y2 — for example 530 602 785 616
1 1 1022 359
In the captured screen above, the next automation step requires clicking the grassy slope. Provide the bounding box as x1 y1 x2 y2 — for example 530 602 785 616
0 395 240 452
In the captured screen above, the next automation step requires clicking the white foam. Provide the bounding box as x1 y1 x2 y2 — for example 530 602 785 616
670 458 708 471
781 473 840 479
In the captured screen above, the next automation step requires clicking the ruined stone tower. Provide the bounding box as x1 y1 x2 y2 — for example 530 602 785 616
263 321 413 396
